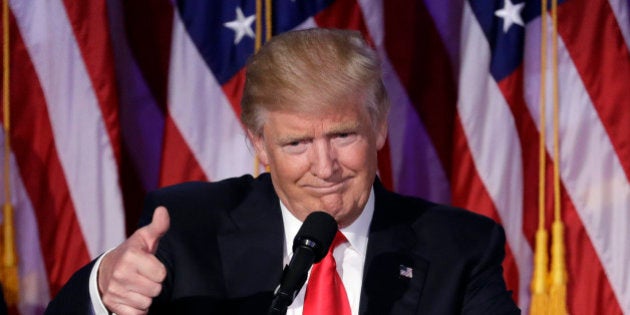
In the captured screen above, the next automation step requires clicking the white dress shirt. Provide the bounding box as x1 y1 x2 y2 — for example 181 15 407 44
90 249 113 315
282 189 374 315
89 188 375 315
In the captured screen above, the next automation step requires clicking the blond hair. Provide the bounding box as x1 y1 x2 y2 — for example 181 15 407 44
241 28 390 135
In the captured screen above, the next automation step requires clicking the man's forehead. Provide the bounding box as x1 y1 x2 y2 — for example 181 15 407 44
267 89 367 116
264 108 367 136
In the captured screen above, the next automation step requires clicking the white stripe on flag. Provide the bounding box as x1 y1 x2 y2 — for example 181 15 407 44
10 0 125 257
524 18 630 312
459 2 533 308
168 10 256 181
294 17 318 30
608 0 630 51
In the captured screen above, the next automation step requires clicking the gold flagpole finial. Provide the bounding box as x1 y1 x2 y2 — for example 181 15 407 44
548 220 568 315
530 229 549 314
1 204 19 308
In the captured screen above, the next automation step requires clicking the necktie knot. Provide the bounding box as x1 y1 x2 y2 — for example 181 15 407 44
330 230 347 253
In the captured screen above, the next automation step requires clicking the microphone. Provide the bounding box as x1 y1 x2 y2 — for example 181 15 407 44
268 211 337 315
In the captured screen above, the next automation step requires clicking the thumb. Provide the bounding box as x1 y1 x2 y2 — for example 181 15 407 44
141 206 170 254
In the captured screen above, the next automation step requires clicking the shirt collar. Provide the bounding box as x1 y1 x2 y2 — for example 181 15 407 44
280 187 374 258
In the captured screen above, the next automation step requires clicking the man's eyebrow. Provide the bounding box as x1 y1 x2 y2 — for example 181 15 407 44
326 121 360 135
274 121 361 144
275 134 311 144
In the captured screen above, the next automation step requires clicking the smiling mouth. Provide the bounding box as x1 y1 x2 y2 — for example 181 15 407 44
305 181 346 194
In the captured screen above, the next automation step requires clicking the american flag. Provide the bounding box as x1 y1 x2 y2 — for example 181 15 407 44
1 0 629 314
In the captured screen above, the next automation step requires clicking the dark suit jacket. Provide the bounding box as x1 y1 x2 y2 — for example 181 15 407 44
46 173 519 314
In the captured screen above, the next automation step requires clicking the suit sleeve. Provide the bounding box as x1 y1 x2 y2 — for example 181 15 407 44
44 260 97 315
461 223 520 315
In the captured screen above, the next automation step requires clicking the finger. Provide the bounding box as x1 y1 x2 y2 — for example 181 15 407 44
119 290 154 312
109 301 149 315
109 304 144 315
139 206 170 253
100 245 166 296
103 285 151 315
125 272 164 298
136 255 167 284
109 247 166 284
103 274 157 314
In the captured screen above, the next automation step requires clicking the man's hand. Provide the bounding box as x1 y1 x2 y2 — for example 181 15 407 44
98 206 170 315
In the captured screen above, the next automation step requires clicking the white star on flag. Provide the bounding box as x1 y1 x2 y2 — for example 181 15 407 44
494 0 525 33
223 7 255 44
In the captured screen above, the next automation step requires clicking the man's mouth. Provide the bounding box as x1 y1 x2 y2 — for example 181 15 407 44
305 180 347 194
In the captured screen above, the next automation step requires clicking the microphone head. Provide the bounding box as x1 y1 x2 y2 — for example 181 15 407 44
293 211 338 262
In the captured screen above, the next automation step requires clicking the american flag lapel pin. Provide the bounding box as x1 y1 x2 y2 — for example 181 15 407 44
399 264 413 279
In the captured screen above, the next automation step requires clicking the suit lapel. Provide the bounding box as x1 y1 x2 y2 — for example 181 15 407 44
217 174 285 299
359 180 428 315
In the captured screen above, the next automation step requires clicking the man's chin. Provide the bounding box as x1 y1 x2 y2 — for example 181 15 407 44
317 206 349 224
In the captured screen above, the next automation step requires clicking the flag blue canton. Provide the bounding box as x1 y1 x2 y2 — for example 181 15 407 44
468 0 559 81
175 0 256 84
175 0 334 85
273 0 335 33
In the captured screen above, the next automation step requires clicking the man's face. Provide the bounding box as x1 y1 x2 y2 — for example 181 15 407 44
250 101 387 227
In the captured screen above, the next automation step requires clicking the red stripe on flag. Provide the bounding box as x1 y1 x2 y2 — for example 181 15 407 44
120 147 147 236
115 0 174 234
8 17 91 296
314 0 370 37
558 0 630 182
383 0 457 180
62 0 122 164
222 68 246 119
451 116 520 302
159 115 208 187
120 0 174 114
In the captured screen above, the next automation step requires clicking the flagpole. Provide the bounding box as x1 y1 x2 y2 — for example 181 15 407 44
253 0 273 177
548 0 568 312
1 0 20 309
530 0 549 312
265 0 272 44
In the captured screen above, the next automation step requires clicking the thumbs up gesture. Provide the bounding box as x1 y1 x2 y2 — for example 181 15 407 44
98 206 170 315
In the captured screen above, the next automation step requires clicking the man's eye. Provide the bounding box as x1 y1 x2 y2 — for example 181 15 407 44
333 132 357 145
282 140 308 154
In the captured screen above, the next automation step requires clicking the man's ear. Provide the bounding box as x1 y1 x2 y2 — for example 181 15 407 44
375 118 388 150
247 129 270 165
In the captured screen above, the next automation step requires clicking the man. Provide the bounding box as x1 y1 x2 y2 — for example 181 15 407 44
46 28 519 314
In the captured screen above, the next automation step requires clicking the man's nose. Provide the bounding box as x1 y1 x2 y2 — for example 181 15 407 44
310 141 338 178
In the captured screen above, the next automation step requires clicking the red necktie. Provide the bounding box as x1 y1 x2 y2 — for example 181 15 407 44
303 231 352 315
